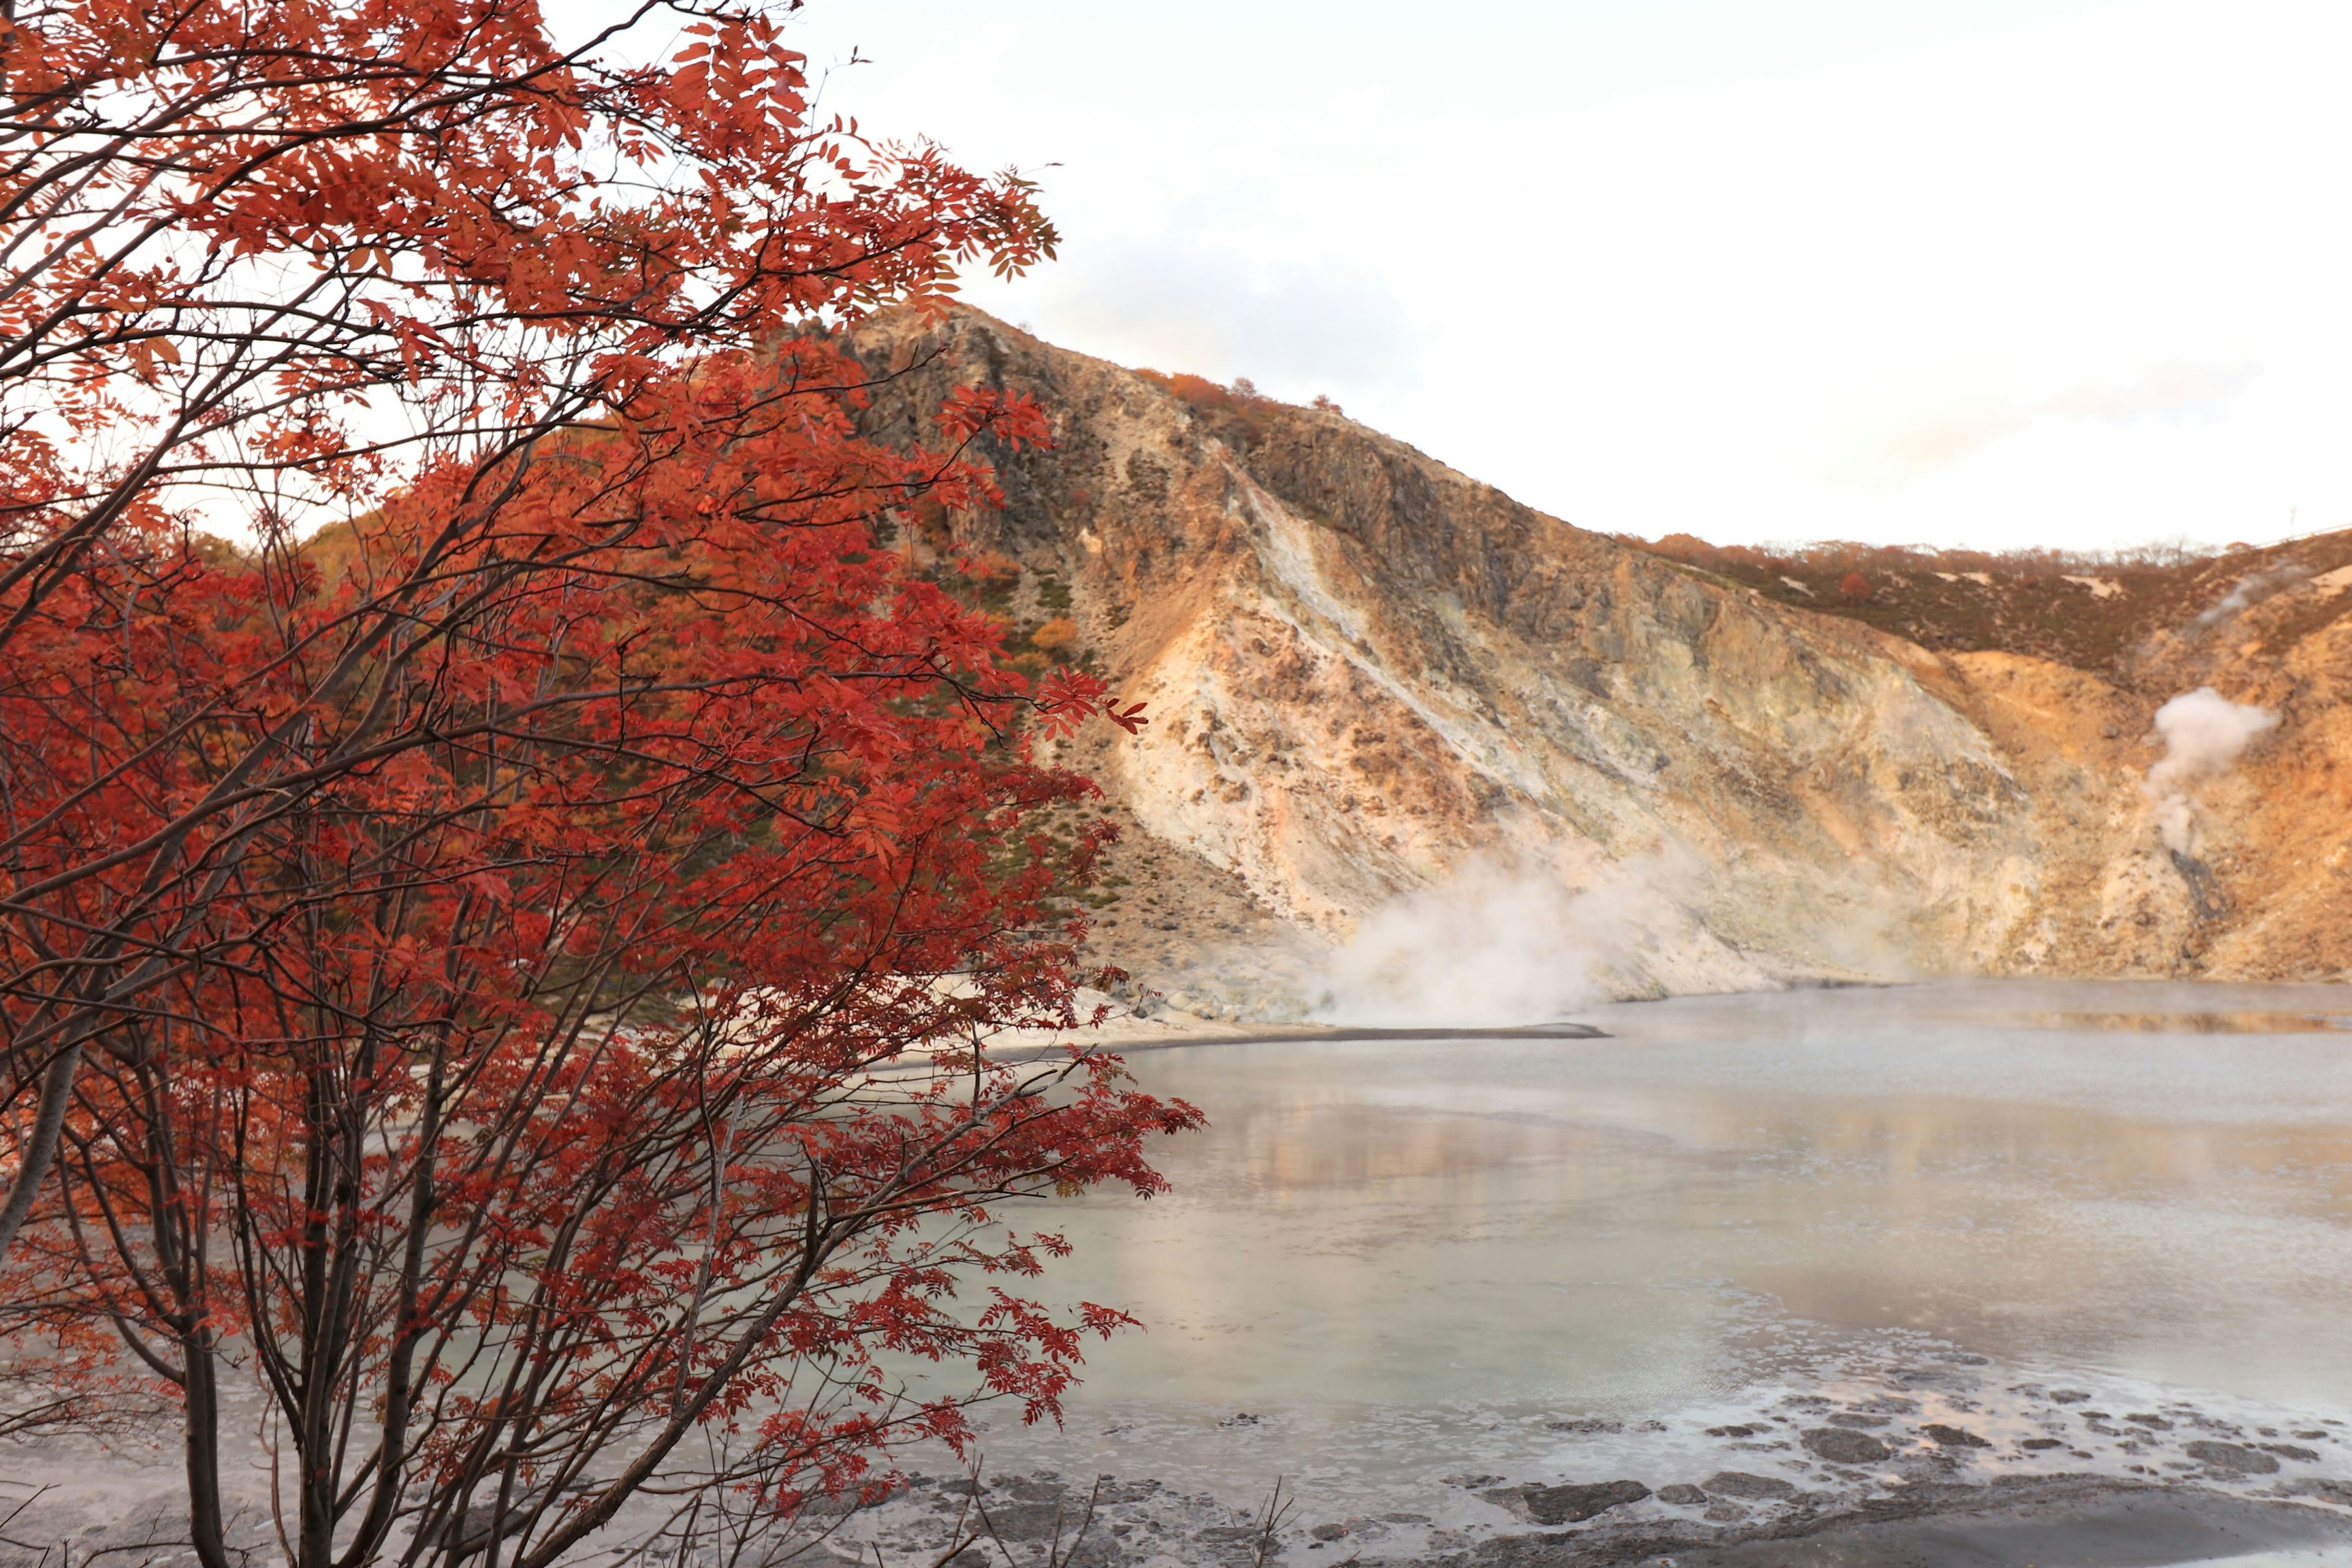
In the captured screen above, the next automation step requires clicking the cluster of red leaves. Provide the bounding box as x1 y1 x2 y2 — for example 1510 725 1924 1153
0 6 1184 1568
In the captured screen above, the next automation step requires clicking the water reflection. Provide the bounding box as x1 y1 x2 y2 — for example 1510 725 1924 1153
1016 981 2352 1412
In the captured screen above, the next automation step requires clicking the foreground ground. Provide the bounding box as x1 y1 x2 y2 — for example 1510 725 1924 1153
12 1370 2352 1567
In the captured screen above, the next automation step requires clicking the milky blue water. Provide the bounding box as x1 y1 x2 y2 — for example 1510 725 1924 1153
900 981 2352 1521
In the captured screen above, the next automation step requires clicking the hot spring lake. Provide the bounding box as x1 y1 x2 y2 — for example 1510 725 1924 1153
899 979 2352 1515
18 978 2352 1565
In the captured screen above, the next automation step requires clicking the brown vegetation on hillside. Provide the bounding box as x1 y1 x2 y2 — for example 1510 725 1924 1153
853 311 2352 993
1628 531 2352 685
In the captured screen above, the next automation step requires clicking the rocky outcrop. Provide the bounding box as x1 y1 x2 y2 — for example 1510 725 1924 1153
846 308 2352 1010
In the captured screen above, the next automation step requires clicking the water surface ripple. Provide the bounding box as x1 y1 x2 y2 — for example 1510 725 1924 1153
919 981 2352 1515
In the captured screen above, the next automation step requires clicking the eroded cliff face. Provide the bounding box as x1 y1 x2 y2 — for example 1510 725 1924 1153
847 308 2352 1011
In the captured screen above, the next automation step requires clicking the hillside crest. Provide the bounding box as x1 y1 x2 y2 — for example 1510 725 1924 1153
848 306 2352 1014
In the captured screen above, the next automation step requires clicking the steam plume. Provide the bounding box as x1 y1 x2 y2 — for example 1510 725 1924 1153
2195 564 2306 626
1307 862 1625 1027
2144 687 2277 853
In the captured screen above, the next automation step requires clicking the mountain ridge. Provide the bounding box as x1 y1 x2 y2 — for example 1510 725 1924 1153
846 306 2352 1014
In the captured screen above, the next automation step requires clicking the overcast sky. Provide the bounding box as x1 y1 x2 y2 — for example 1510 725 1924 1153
763 0 2351 554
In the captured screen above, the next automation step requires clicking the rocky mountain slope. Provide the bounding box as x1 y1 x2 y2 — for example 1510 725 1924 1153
846 307 2352 1014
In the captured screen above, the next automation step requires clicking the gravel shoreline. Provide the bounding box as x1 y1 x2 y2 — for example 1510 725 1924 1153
14 1340 2352 1565
10 1457 2352 1566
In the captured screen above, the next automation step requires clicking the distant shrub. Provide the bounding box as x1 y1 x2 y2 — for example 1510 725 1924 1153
1131 367 1287 448
1031 616 1082 655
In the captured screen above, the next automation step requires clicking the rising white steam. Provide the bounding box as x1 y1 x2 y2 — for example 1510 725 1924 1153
2195 564 2305 626
1308 862 1618 1027
2144 687 2278 853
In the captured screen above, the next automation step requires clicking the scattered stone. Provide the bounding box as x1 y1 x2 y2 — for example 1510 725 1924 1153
1703 1472 1799 1501
1547 1418 1623 1434
1922 1424 1992 1449
1523 1480 1652 1525
1802 1428 1893 1464
1380 1513 1430 1525
1702 1502 1749 1523
1828 1414 1891 1429
2022 1439 2065 1451
1707 1423 1764 1438
1446 1475 1507 1489
2050 1390 2092 1404
2264 1444 2322 1463
1656 1485 1708 1507
2126 1413 2175 1430
2186 1441 2282 1475
1890 1367 1966 1390
2296 1431 2332 1441
1218 1412 1260 1428
1310 1524 1348 1542
979 1502 1074 1542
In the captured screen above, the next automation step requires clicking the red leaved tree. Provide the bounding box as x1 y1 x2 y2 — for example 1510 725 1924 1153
0 4 1189 1566
0 0 1071 1251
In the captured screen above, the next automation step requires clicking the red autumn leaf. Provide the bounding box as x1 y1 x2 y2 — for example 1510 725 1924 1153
0 5 1183 1564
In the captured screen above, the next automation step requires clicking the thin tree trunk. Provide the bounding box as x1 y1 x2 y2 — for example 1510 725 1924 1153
338 1036 447 1568
0 1038 76 1254
184 1329 234 1568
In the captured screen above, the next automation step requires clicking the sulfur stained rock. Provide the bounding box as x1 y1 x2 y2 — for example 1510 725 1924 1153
845 306 2352 1008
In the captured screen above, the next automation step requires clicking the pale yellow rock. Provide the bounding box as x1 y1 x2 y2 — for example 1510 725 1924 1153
848 308 2352 1010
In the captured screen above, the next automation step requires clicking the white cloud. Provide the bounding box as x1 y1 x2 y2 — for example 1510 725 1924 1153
779 0 2352 552
1820 359 2260 490
1019 235 1415 398
2042 361 2263 423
